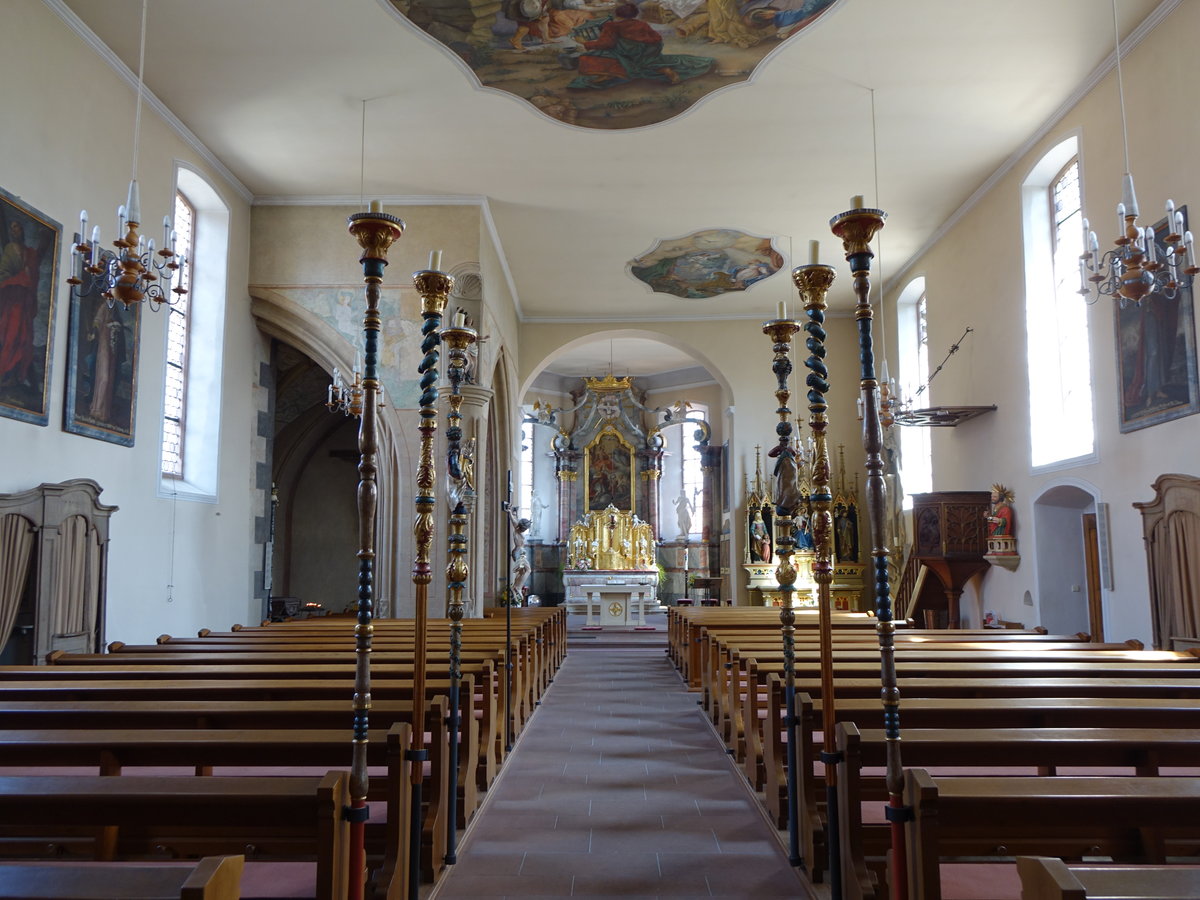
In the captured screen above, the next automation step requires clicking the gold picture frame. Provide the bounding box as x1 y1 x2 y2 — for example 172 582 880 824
583 424 635 512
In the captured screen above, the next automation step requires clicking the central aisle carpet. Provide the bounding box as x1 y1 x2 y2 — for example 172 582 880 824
432 643 813 899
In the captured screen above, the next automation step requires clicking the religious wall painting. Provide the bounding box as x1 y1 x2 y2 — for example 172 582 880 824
384 0 839 130
0 188 60 427
1115 206 1200 432
287 286 423 409
584 425 634 511
630 229 783 299
64 249 140 445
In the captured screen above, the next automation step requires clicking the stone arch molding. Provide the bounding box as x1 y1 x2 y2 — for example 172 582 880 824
251 288 411 617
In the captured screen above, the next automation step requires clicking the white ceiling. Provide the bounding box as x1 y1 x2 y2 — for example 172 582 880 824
56 0 1167 323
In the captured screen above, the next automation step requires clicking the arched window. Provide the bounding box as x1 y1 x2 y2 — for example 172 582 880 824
660 404 707 538
1022 136 1096 469
158 167 229 500
896 277 932 507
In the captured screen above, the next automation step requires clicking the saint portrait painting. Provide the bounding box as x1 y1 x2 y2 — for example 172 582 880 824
587 429 633 511
0 188 60 427
64 251 141 446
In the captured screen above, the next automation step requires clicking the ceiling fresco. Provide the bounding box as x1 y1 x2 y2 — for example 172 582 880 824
629 228 782 299
386 0 839 129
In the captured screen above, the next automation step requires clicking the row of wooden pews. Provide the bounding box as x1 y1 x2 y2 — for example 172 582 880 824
667 606 1200 900
0 606 565 899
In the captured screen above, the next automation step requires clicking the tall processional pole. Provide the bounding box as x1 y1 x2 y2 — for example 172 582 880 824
442 318 477 865
409 256 452 897
346 206 405 900
830 199 906 899
793 251 840 893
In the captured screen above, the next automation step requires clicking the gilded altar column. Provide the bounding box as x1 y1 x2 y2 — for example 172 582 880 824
700 444 723 587
554 446 579 539
639 448 664 539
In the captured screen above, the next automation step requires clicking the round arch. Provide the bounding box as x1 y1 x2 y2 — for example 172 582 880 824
1031 476 1106 640
518 328 734 404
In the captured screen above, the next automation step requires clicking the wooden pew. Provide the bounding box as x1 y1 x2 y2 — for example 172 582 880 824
0 854 244 900
0 772 348 900
838 723 1200 899
1017 856 1200 900
904 769 1200 900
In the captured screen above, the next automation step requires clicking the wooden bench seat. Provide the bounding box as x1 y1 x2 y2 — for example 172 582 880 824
1016 856 1200 899
0 773 347 900
837 724 1200 899
904 770 1200 900
0 855 243 899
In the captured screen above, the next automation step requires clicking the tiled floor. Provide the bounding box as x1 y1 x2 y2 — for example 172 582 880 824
431 639 815 899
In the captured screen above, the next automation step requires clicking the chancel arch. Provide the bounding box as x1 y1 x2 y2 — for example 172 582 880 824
518 334 730 610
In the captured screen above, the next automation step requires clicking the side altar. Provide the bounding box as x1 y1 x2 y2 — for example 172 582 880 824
563 505 659 626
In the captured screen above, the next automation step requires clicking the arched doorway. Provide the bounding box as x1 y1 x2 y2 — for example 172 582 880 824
1033 481 1106 639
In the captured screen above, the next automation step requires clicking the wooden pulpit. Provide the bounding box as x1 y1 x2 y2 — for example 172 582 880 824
910 491 991 628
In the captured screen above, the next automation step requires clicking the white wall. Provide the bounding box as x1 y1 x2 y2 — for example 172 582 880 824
882 2 1200 646
0 2 258 644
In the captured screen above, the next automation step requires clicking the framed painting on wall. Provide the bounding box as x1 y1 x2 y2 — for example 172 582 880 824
0 188 61 427
584 425 634 512
63 248 141 445
1114 206 1200 432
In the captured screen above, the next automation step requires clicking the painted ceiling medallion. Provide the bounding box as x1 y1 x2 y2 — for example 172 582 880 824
630 229 782 299
386 0 839 129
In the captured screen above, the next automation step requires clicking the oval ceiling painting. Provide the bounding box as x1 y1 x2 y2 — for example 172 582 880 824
630 229 782 299
386 0 839 129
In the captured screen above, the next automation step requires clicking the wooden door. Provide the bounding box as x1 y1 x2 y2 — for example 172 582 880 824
1081 512 1104 642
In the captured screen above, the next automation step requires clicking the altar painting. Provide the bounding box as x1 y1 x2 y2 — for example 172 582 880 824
385 0 839 130
631 229 783 299
585 427 634 511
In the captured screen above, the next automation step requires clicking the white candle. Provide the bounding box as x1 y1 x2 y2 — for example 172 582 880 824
454 308 467 327
90 226 101 266
1078 257 1088 293
369 199 382 213
117 204 126 236
162 214 171 248
429 250 443 271
1117 202 1126 238
1081 217 1089 250
1186 231 1196 268
1121 173 1139 217
776 300 785 319
851 195 864 210
80 210 88 241
808 240 819 265
1175 212 1186 239
1166 200 1176 231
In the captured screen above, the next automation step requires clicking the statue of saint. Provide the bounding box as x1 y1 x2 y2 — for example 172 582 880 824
749 511 772 562
530 490 549 535
673 487 695 538
986 484 1015 537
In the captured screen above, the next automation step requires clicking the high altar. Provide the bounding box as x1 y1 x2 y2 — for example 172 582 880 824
522 373 719 612
563 504 658 626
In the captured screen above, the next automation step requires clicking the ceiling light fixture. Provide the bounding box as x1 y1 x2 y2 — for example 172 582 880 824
67 0 186 310
1080 0 1197 307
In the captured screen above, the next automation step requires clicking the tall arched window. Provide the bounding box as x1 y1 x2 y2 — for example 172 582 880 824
896 277 932 507
1022 136 1096 469
158 167 229 500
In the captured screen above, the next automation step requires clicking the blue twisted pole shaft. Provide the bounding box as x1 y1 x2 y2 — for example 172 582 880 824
409 264 452 899
795 260 840 896
345 208 405 900
830 202 905 899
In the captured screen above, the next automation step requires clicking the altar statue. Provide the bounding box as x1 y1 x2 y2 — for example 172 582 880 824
749 511 772 562
673 487 695 538
530 490 549 535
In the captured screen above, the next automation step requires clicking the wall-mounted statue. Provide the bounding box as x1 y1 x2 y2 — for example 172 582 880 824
983 482 1020 570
